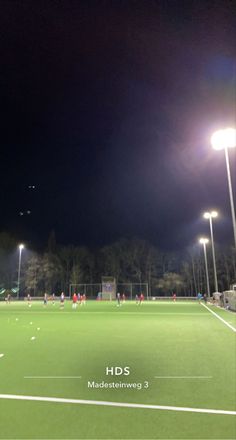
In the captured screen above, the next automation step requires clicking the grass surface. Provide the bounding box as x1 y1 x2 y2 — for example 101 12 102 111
0 300 235 439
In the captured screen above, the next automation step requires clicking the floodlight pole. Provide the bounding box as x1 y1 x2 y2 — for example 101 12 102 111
208 217 218 292
202 242 210 298
17 246 23 299
224 147 236 248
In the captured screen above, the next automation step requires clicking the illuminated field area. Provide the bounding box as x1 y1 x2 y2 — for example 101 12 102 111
0 300 235 439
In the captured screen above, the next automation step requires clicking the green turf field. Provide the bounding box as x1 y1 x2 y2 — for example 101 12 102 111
0 300 235 439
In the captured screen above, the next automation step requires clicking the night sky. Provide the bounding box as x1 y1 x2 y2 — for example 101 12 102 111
1 0 236 250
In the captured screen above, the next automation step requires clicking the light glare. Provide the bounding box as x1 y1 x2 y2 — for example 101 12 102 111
203 211 218 219
211 128 236 150
19 244 24 250
199 238 209 244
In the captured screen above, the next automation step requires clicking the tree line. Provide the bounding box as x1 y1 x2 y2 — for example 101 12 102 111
0 231 235 297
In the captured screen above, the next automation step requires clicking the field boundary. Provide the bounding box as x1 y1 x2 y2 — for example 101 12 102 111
0 394 235 415
201 303 236 332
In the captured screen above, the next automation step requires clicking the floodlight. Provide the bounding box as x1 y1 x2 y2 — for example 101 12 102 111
199 238 209 244
211 127 236 247
211 128 236 151
204 211 218 219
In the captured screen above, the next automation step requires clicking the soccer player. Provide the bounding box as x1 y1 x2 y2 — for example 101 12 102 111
43 293 48 307
77 292 81 305
122 293 126 304
139 293 144 305
52 293 55 305
203 293 207 304
197 292 202 303
27 293 32 307
135 294 139 304
60 292 65 308
117 292 121 307
82 293 86 305
172 293 176 302
72 292 77 309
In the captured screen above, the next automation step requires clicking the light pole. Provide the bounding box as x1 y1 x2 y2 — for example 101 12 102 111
17 244 24 299
199 238 210 298
211 128 236 247
203 211 218 293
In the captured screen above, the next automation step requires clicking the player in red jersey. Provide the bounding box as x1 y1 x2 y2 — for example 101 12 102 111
172 293 176 302
72 293 77 309
139 293 144 305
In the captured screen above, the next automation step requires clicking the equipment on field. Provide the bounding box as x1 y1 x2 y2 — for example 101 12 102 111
223 290 236 311
102 277 116 300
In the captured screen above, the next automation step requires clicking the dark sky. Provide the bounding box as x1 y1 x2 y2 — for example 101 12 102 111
1 0 236 250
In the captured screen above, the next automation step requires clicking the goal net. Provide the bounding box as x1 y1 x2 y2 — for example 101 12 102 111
101 277 116 300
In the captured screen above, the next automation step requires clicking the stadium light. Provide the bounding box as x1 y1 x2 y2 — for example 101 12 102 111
203 211 219 293
211 128 236 247
199 238 210 298
17 244 24 299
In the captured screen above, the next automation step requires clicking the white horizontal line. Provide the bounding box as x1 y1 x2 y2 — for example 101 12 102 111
1 311 209 315
201 303 236 332
0 394 235 415
154 376 212 379
24 376 82 379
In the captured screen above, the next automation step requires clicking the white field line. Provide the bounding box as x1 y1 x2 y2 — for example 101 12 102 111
0 393 235 415
154 376 212 379
24 376 82 379
201 303 236 332
0 311 209 315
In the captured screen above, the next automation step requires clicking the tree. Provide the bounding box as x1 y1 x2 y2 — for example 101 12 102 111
156 272 185 296
24 253 42 296
0 232 18 290
41 253 62 293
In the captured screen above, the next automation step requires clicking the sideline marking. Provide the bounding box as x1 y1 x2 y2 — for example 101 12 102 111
24 376 82 379
0 311 209 315
0 393 235 415
201 303 236 332
154 376 212 379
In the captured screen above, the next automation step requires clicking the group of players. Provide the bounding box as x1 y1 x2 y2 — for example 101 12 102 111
71 292 86 308
116 292 145 306
25 292 86 308
6 291 145 307
26 291 144 308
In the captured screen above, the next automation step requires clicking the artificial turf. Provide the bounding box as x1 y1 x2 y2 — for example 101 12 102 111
0 300 235 439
